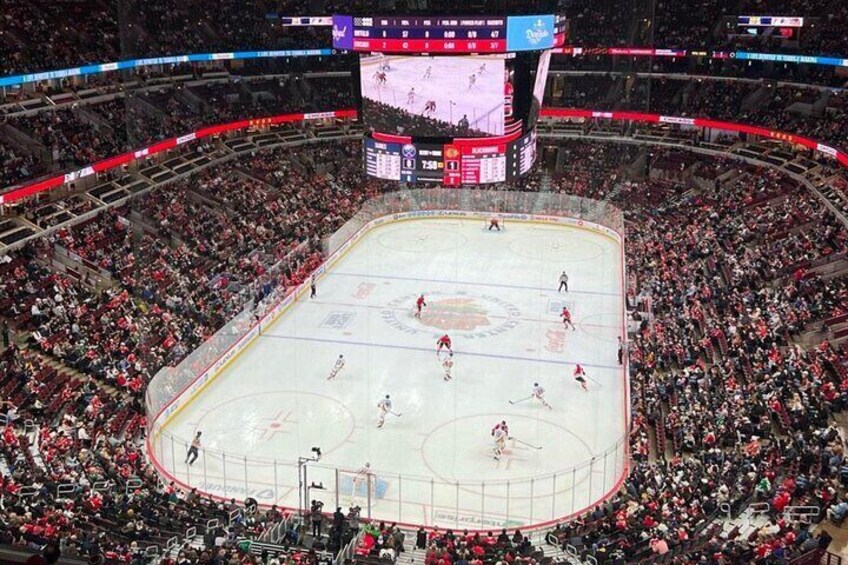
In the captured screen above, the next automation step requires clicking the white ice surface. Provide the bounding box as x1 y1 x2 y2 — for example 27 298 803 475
156 218 627 529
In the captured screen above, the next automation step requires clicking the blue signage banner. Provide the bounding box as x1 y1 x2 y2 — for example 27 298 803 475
506 15 555 51
332 16 354 51
734 51 848 67
0 49 334 88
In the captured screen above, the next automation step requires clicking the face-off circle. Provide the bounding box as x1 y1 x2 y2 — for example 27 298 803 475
420 413 594 484
376 226 468 253
507 231 606 263
192 391 355 459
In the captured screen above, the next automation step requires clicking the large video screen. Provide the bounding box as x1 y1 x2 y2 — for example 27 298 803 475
360 54 509 138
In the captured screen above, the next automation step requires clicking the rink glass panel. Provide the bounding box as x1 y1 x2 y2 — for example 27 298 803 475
145 189 628 530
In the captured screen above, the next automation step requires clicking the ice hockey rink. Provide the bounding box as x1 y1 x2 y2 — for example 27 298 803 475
154 217 627 529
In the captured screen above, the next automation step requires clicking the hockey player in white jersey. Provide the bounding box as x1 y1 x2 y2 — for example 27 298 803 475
492 426 509 460
328 354 345 380
350 462 372 503
532 382 553 410
442 352 454 381
377 394 394 428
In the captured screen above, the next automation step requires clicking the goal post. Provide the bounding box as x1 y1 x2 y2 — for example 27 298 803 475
337 469 389 503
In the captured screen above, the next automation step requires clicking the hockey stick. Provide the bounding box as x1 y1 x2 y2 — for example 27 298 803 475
581 373 602 387
512 437 543 450
389 410 404 417
508 395 533 405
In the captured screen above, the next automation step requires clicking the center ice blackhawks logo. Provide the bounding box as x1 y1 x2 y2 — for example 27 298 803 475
382 292 521 338
423 298 489 331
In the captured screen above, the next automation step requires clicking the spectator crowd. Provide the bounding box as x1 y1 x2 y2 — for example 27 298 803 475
0 134 844 565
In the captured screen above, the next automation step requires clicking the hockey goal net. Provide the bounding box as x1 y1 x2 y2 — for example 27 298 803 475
338 469 387 502
485 215 506 232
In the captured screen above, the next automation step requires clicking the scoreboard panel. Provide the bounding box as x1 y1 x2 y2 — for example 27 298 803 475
333 14 561 53
737 15 804 27
516 130 537 176
344 16 506 53
355 16 506 37
461 145 507 184
365 138 402 180
363 129 537 185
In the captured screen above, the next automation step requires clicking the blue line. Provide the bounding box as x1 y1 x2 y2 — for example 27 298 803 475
260 333 622 371
329 271 622 297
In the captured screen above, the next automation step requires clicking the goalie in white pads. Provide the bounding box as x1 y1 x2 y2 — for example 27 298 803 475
533 383 553 410
350 462 372 504
328 354 345 379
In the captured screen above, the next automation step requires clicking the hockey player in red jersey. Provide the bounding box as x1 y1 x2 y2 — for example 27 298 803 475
491 420 509 437
436 334 452 354
415 294 427 319
573 364 588 391
561 306 575 331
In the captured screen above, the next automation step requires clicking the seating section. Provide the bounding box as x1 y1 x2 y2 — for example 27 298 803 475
540 145 848 562
565 0 848 58
546 74 848 153
0 74 355 189
0 139 844 564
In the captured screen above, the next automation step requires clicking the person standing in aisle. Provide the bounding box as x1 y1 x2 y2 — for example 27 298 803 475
333 506 345 531
310 500 324 538
185 431 201 465
558 271 569 292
